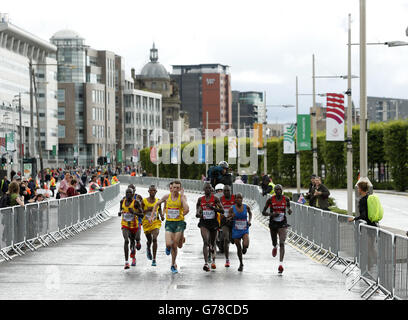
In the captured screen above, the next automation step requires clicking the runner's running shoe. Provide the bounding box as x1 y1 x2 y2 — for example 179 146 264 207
130 249 135 259
171 265 178 274
165 247 171 256
272 247 277 257
238 264 244 272
278 265 284 274
124 262 130 269
211 262 216 270
203 264 210 272
225 260 230 268
131 258 136 267
242 247 247 255
152 260 157 267
146 247 152 260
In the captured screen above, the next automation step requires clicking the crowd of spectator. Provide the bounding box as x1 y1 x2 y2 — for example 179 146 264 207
0 166 122 209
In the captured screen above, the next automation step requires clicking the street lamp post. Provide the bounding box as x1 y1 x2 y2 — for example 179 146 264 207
264 103 295 178
312 54 318 175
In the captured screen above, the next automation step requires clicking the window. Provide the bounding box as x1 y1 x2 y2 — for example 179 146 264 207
92 108 96 121
58 125 65 138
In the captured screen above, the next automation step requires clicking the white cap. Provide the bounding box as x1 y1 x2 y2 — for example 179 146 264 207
215 183 225 191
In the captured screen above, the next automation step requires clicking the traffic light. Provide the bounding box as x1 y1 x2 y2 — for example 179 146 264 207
1 158 6 166
97 157 103 165
104 157 107 165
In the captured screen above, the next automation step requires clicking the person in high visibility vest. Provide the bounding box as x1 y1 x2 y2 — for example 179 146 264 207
268 181 276 196
111 176 119 185
102 174 111 187
50 176 56 197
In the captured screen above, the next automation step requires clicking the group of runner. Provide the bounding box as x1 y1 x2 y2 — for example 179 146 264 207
118 180 292 274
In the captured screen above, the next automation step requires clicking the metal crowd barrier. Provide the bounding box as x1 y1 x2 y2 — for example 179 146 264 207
0 183 120 262
119 174 408 300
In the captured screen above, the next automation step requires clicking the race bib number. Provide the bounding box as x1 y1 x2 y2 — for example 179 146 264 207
144 210 153 220
123 212 134 222
203 210 215 220
273 213 285 222
167 208 180 219
235 219 247 230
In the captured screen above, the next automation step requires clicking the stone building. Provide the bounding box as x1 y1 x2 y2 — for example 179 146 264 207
131 44 182 142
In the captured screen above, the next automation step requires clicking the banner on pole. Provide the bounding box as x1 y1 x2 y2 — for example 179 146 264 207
326 93 345 141
283 124 296 154
198 144 206 164
117 149 123 163
228 136 237 158
253 123 263 148
171 147 178 164
6 132 15 151
150 146 158 163
297 115 311 151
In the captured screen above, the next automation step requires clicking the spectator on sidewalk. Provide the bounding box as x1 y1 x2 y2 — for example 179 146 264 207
8 181 25 207
348 181 377 226
58 171 71 199
0 175 9 197
305 174 317 206
312 177 330 211
234 175 245 184
252 172 260 186
67 179 79 197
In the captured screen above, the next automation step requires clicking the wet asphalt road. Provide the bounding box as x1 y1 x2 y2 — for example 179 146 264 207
0 185 364 300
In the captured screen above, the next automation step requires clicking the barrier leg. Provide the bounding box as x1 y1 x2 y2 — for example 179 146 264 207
11 244 24 256
0 249 12 261
361 282 377 299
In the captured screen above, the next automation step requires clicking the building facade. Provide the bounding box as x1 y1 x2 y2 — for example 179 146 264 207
123 78 162 164
231 91 265 132
132 44 181 142
367 96 408 122
51 30 120 167
0 13 58 174
171 64 232 134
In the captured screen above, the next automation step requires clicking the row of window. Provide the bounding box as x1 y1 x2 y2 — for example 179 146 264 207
125 112 160 126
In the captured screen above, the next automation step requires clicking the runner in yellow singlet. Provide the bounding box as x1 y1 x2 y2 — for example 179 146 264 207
118 188 144 269
152 180 189 274
142 185 164 266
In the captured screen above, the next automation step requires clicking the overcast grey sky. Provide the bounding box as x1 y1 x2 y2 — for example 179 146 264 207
3 0 408 124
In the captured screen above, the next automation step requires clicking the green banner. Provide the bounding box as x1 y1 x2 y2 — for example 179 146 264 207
52 145 57 156
297 114 311 151
117 149 123 163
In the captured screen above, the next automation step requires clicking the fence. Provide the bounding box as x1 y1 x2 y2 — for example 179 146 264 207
0 183 120 262
120 175 408 300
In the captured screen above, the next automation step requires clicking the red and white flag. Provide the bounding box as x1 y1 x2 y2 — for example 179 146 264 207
326 93 345 141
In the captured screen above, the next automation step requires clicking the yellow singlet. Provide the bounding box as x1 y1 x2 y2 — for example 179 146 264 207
165 193 184 222
142 198 162 233
121 199 138 230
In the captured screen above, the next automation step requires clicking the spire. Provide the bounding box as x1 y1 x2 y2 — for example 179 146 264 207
150 43 158 63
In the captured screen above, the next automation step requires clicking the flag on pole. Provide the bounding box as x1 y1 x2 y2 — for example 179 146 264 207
198 144 206 164
171 147 178 164
283 124 296 154
150 146 158 163
228 136 237 158
326 93 345 141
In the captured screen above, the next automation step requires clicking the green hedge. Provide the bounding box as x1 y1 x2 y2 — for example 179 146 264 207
139 120 408 191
